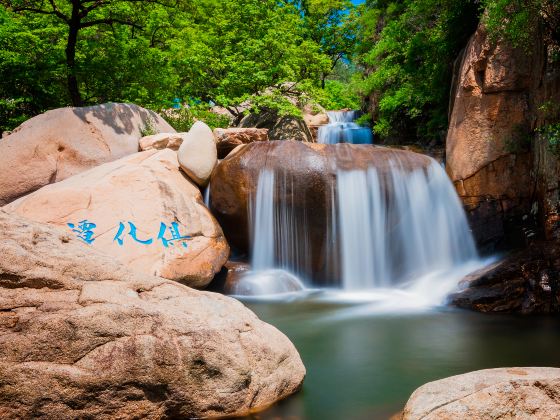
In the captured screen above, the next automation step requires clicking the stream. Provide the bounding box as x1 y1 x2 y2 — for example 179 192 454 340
241 299 560 420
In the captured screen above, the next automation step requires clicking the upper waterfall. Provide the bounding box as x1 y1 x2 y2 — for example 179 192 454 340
317 111 373 145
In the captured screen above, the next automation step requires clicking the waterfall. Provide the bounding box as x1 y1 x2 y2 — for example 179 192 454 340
244 153 480 297
336 161 477 290
317 111 373 144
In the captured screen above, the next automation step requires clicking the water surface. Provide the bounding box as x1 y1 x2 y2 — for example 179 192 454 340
240 298 560 420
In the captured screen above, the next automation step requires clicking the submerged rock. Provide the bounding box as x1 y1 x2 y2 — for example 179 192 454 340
0 103 174 206
403 367 560 420
178 121 217 187
0 211 305 418
213 128 269 159
449 242 560 313
3 149 228 288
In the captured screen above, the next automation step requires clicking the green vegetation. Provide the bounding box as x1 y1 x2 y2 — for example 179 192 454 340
0 0 356 132
2 0 555 141
356 0 479 144
539 123 560 155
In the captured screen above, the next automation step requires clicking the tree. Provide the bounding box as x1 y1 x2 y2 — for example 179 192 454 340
1 0 180 106
291 0 358 87
174 0 331 121
356 0 480 144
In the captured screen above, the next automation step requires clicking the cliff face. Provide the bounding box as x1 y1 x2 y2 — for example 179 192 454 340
447 22 560 250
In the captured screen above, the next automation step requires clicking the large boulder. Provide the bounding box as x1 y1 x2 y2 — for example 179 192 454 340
3 149 228 288
449 242 560 313
446 25 538 250
239 109 313 142
0 103 174 206
0 211 305 418
403 368 560 420
213 128 269 159
178 121 217 187
209 141 432 282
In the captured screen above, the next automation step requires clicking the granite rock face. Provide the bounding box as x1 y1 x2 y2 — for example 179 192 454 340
403 367 560 420
446 25 536 250
4 149 229 288
0 103 174 206
0 211 305 419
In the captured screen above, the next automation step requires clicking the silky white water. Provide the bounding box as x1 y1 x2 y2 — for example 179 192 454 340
336 161 478 290
235 151 486 306
317 111 373 144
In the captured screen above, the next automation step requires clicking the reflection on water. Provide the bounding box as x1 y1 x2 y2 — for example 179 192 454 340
239 299 560 420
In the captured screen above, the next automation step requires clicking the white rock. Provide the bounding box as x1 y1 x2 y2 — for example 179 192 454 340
178 121 217 187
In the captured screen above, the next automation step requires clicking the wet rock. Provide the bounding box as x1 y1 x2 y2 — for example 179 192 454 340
178 121 217 187
213 128 269 159
3 149 229 288
210 141 432 283
403 367 560 420
0 103 174 206
0 210 305 419
449 242 560 313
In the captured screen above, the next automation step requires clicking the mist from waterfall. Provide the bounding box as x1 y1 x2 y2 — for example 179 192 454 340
317 111 373 145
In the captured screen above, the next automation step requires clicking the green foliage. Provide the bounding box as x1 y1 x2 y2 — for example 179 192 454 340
1 0 355 130
483 0 559 49
310 80 361 111
357 0 480 144
140 116 158 137
175 0 331 118
0 7 66 132
539 123 560 156
162 105 231 132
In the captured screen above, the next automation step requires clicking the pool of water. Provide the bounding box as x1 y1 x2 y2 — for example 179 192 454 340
239 296 560 420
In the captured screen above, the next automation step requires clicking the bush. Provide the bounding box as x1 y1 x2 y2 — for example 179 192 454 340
161 105 231 132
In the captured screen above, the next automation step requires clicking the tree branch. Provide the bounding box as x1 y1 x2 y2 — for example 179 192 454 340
80 18 143 29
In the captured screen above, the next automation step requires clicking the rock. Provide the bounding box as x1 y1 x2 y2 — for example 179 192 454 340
0 210 305 419
140 132 183 151
0 103 174 206
178 121 217 187
303 109 329 128
403 367 560 420
269 116 313 142
3 149 229 288
210 141 432 283
239 109 313 143
446 24 541 250
449 242 560 313
213 128 269 159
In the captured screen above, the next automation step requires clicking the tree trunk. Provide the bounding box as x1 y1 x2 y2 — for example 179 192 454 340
66 18 82 106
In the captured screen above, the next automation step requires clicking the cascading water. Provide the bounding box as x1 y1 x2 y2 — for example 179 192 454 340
336 161 478 290
239 149 487 308
317 111 373 145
